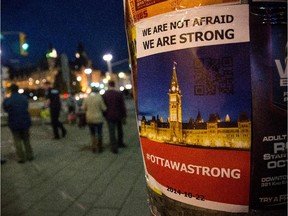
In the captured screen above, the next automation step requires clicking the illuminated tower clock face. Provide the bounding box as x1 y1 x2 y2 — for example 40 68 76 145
172 86 176 91
170 95 176 101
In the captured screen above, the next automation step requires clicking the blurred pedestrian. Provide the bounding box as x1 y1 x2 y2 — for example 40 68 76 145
82 87 107 153
67 92 78 124
3 84 34 163
103 81 127 154
43 81 67 139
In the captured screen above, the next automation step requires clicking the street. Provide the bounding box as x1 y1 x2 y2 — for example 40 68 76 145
1 99 150 216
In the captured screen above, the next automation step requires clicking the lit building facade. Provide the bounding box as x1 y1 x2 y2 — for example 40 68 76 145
140 64 251 149
2 68 58 91
74 66 103 92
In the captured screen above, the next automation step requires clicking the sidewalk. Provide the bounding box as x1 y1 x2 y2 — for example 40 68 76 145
1 99 150 216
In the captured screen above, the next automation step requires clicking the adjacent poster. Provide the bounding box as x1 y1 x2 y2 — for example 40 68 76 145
136 5 251 213
249 10 288 210
129 0 241 23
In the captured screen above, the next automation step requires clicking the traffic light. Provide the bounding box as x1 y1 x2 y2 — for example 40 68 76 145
19 32 29 55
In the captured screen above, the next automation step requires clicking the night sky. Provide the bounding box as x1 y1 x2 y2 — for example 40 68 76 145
1 0 129 72
137 43 252 122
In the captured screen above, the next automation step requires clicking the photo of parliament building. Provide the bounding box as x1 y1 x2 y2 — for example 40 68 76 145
139 63 251 149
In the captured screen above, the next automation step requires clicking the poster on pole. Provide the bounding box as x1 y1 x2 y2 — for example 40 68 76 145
136 4 251 213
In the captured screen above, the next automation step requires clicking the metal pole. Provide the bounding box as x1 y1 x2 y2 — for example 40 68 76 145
107 61 112 73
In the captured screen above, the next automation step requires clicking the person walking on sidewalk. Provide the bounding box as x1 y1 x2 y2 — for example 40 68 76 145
67 92 78 124
103 81 127 154
43 81 67 139
3 84 34 163
82 87 107 153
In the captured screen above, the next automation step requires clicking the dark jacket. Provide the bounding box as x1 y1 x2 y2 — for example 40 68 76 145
45 88 61 111
3 93 32 131
103 89 127 122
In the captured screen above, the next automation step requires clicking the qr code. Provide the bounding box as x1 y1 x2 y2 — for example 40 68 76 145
193 57 234 95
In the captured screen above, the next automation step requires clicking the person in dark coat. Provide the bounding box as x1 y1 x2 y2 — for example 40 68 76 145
103 81 127 154
43 81 67 139
3 84 34 163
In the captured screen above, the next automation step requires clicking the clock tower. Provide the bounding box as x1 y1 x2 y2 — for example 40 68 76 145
169 62 182 143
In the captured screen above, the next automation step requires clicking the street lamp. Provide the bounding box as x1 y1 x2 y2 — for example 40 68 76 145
103 54 113 73
84 68 92 75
